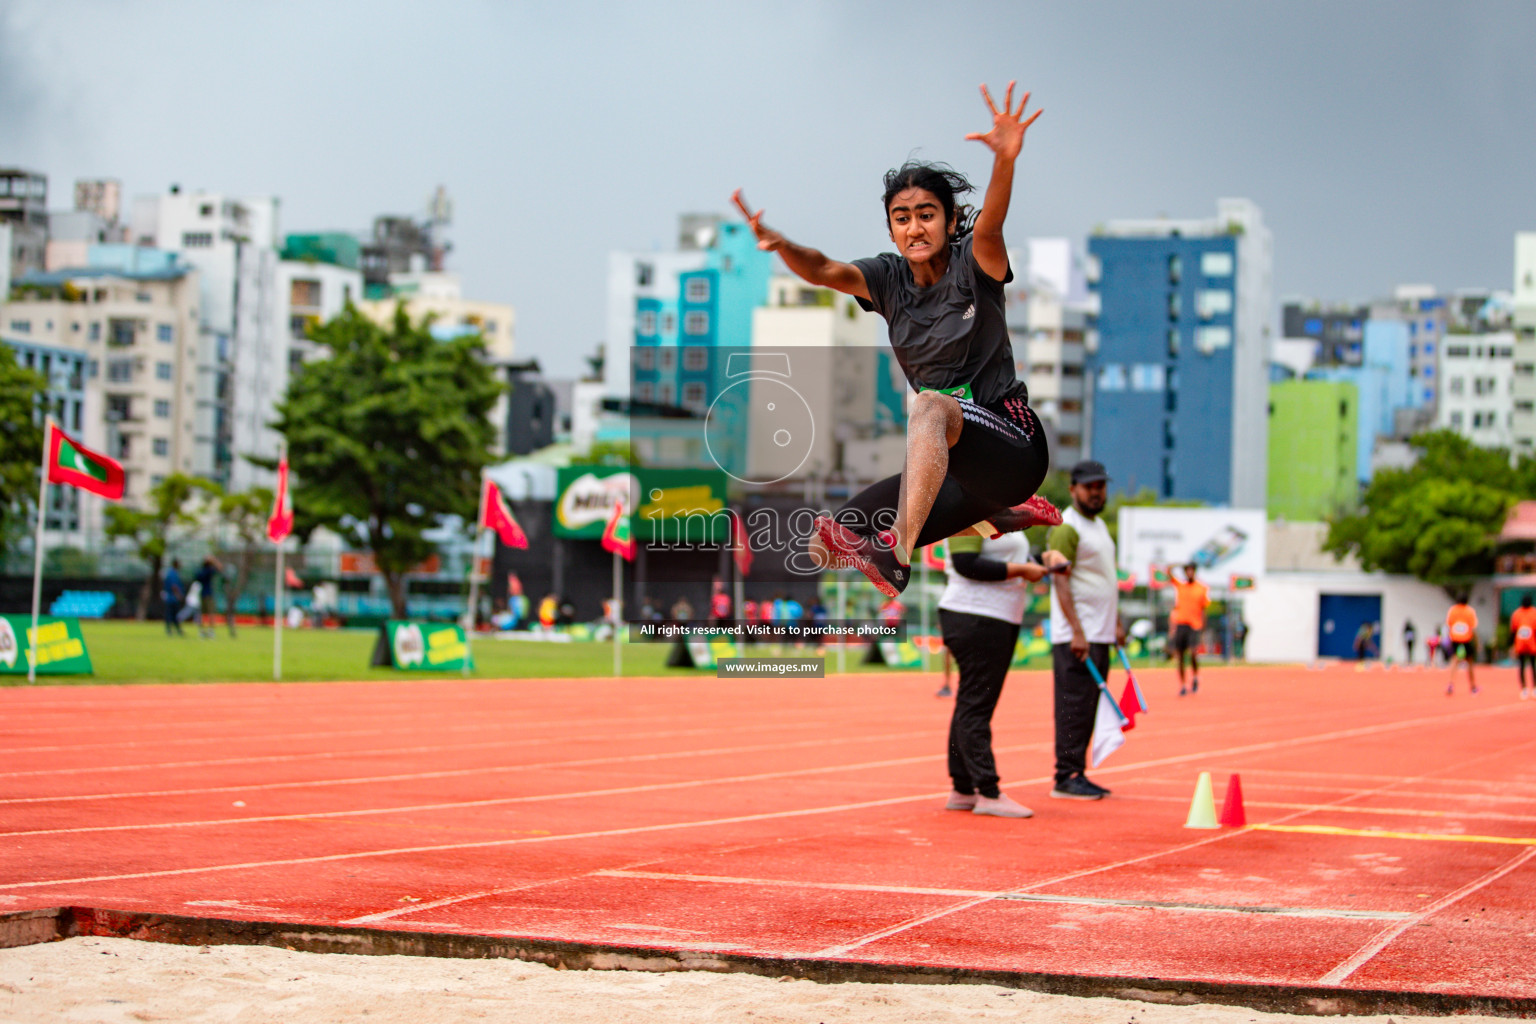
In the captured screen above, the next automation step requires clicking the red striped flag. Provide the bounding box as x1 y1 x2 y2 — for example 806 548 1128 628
480 477 528 548
267 455 294 543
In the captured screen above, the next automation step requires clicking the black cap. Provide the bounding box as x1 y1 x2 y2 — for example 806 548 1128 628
1070 460 1109 485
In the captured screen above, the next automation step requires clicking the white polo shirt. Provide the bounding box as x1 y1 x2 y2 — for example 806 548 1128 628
1048 505 1119 645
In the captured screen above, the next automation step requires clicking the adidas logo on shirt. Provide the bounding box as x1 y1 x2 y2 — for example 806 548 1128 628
961 303 975 320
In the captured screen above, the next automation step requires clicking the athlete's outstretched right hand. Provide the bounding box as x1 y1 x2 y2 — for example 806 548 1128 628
732 189 785 252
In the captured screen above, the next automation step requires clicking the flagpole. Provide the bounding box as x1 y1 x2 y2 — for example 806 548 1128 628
28 419 53 685
273 442 285 683
464 472 486 678
612 545 622 678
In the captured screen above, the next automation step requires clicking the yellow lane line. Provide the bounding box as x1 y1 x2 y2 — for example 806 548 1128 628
1253 823 1536 846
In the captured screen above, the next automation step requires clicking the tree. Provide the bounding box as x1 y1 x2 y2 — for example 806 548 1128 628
1325 431 1530 592
0 344 47 557
271 304 502 617
104 474 222 620
215 486 273 637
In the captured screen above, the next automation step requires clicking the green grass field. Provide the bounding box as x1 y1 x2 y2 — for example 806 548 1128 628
3 621 949 685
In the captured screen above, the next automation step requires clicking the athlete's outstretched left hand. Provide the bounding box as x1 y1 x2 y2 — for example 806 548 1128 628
965 81 1041 161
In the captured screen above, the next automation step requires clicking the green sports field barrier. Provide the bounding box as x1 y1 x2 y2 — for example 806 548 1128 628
369 620 472 672
0 615 94 675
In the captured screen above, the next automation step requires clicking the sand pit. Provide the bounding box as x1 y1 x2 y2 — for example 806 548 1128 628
0 937 1514 1023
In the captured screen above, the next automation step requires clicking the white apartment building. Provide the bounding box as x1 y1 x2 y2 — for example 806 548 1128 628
1436 331 1515 447
747 276 887 484
130 187 283 491
1 266 202 536
1512 233 1536 456
278 259 362 372
1008 238 1091 470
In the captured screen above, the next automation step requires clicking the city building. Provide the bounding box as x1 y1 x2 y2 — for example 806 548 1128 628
359 187 452 300
1 168 48 283
1 259 202 538
1008 238 1091 470
130 186 283 491
1388 285 1449 409
1281 301 1368 366
1435 331 1515 447
276 241 362 373
1085 198 1273 507
1306 316 1413 483
1510 233 1536 457
1267 379 1357 520
45 179 127 272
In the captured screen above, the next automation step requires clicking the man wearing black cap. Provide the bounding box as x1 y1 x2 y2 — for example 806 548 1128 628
1045 460 1125 800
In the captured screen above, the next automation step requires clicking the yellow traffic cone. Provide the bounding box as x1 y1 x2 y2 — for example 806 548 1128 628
1184 771 1219 829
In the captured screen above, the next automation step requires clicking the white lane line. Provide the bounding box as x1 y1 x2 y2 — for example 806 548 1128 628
1318 846 1536 985
0 745 1009 838
594 870 1411 921
0 700 899 757
0 729 942 810
813 730 1536 958
0 790 952 892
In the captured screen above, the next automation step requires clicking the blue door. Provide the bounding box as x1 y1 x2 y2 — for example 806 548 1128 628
1318 593 1382 659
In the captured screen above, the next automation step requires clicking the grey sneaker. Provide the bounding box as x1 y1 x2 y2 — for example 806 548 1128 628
973 793 1033 818
1050 775 1105 800
945 791 978 811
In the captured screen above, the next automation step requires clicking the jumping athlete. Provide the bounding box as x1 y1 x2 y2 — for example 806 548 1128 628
734 81 1059 597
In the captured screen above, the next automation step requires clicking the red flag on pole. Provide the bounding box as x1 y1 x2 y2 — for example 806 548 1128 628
267 455 294 543
601 499 636 562
480 477 528 548
46 423 125 500
730 511 753 577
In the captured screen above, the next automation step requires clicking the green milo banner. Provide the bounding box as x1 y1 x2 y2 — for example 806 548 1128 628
0 615 94 675
370 620 472 672
554 466 730 543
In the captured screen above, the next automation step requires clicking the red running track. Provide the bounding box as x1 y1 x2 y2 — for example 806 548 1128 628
2 661 1535 1002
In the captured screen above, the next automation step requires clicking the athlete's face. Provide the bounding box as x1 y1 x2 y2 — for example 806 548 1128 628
886 188 954 265
1071 480 1107 517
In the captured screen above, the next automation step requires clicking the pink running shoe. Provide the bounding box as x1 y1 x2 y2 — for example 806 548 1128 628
813 516 909 597
983 494 1064 538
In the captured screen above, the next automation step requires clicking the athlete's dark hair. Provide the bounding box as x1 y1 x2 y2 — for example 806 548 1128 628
881 160 976 239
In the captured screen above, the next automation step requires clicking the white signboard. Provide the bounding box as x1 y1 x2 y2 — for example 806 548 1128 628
1116 507 1267 585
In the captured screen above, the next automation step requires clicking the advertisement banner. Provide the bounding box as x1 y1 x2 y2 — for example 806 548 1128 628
1116 507 1267 586
369 621 472 672
553 466 730 543
0 616 94 675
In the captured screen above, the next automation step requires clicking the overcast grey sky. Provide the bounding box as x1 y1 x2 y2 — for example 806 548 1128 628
4 0 1534 377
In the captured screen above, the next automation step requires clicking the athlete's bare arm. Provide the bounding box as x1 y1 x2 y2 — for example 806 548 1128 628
965 81 1041 283
732 190 870 301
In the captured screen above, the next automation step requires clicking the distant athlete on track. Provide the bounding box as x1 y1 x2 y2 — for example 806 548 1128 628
733 81 1060 597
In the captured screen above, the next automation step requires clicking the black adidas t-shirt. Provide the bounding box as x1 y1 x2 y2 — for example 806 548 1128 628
852 234 1025 406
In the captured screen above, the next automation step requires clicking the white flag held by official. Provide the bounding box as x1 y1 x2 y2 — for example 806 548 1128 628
1090 689 1127 767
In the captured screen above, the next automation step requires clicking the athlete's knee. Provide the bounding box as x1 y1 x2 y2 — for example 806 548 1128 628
911 389 960 426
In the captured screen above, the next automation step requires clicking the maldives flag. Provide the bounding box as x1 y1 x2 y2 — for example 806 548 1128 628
480 477 528 549
729 511 752 576
46 423 124 500
267 455 294 543
1148 565 1171 590
601 499 636 562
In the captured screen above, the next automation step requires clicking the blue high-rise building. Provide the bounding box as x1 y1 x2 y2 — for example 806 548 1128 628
1085 199 1272 507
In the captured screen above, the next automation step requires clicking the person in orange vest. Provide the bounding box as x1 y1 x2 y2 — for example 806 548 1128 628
1169 562 1210 697
1510 595 1536 700
1445 595 1480 696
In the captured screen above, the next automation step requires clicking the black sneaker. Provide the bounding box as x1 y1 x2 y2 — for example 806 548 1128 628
1079 775 1112 797
1050 774 1105 800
